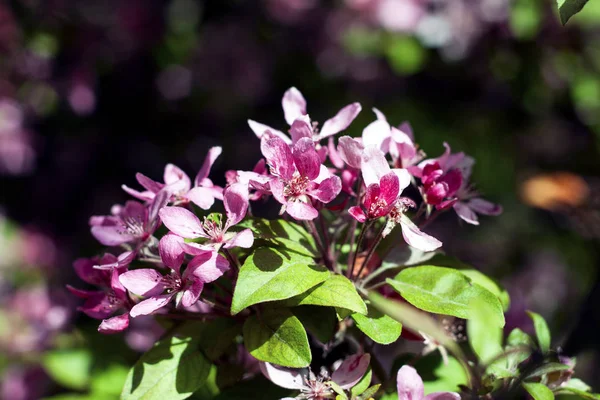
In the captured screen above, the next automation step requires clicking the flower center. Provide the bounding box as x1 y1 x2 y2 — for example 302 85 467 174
120 215 146 238
161 274 182 293
284 174 310 199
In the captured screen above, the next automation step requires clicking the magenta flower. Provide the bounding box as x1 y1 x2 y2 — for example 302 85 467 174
119 243 229 317
261 135 341 220
122 146 223 209
397 365 460 400
67 257 132 333
349 147 441 252
159 183 254 250
90 190 169 247
260 354 370 399
248 87 362 144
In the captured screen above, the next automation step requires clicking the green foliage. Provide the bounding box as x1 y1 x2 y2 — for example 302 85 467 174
238 218 318 257
527 311 551 353
351 305 402 345
523 382 555 400
90 363 129 396
557 0 590 24
280 272 367 315
231 247 329 314
42 348 92 391
176 318 242 361
386 266 505 327
350 367 372 398
121 336 211 400
468 300 504 365
243 308 311 368
292 305 337 343
355 385 381 400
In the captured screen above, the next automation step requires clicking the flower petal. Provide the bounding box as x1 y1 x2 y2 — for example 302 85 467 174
261 136 296 180
319 102 362 139
148 189 170 231
259 362 309 390
289 118 313 144
293 137 321 181
224 182 250 227
400 215 442 252
468 198 502 216
187 251 230 283
338 136 365 169
332 354 371 390
379 172 400 206
362 119 391 153
164 164 191 188
224 228 254 249
397 365 425 400
282 87 307 125
186 186 216 210
286 201 318 220
309 175 342 204
129 294 174 318
159 206 207 239
98 313 130 334
248 119 291 143
361 146 391 186
119 269 166 297
194 146 222 186
159 234 185 271
453 202 479 225
349 206 367 222
91 225 134 246
424 393 461 400
181 279 204 308
136 172 165 193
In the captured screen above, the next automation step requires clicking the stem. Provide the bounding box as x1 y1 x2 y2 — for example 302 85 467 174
354 221 386 280
222 248 240 270
306 220 333 270
348 220 373 279
344 218 359 275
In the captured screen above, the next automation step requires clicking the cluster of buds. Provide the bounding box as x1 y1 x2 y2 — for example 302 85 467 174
70 87 501 334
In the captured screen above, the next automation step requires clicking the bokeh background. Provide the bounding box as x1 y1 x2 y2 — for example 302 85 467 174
2 0 600 398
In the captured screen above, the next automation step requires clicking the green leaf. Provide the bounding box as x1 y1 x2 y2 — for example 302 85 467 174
526 363 571 379
555 379 600 399
356 384 381 400
238 218 318 257
523 382 554 400
293 306 337 343
557 0 589 24
177 318 242 361
231 247 329 314
467 299 504 365
121 336 211 400
386 266 505 327
42 348 92 391
527 311 551 353
459 269 510 312
351 367 372 397
505 328 534 371
90 363 129 395
243 308 311 368
280 273 367 314
351 305 402 345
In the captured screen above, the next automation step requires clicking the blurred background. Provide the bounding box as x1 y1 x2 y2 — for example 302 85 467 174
2 0 600 398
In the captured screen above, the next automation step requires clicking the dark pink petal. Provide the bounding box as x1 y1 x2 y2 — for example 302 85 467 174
349 206 367 222
261 136 295 181
282 87 307 125
181 279 204 308
66 285 102 299
223 229 254 249
397 365 425 400
79 293 113 319
289 118 313 144
122 185 154 202
398 121 414 141
327 137 344 169
149 189 170 228
123 201 147 222
286 201 318 220
164 164 191 188
224 183 249 227
437 198 457 210
195 146 222 186
159 234 185 271
98 313 130 334
453 202 479 225
421 162 443 186
332 354 371 390
342 169 358 196
259 362 309 390
293 138 321 181
186 186 216 210
136 173 164 193
248 119 291 143
309 175 342 203
269 178 287 205
338 136 364 170
187 251 229 283
361 146 391 186
159 206 207 239
129 294 174 318
119 269 166 297
73 257 109 286
319 102 362 139
179 241 214 255
110 268 128 300
468 198 502 216
425 183 448 206
91 225 134 246
379 172 400 206
400 215 442 252
442 170 462 197
363 183 381 216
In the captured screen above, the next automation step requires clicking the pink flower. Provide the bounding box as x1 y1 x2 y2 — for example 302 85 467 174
260 354 370 399
397 365 460 400
67 257 132 333
349 147 441 251
248 87 362 144
119 246 229 317
122 147 223 210
261 135 342 220
159 183 254 250
90 190 169 247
